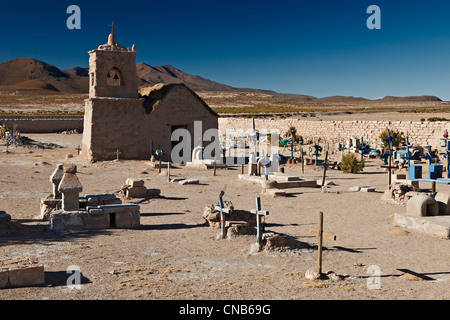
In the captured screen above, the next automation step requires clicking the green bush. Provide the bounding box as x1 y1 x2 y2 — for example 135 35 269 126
379 128 405 150
340 153 365 174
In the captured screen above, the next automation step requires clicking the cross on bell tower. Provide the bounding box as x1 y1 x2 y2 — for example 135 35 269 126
109 21 117 35
107 21 118 46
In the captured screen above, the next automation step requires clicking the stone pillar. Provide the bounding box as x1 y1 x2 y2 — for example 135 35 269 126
58 164 83 212
50 164 64 199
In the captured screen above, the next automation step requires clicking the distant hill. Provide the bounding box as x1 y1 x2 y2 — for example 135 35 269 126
314 96 371 103
65 66 89 77
0 58 88 93
0 58 443 103
378 95 442 102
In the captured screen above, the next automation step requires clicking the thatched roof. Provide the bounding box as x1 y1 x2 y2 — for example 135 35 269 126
139 83 219 117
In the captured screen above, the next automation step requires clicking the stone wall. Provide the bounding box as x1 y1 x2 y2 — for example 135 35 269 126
0 116 84 133
219 118 450 150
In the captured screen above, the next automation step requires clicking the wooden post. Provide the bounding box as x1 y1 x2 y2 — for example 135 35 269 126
301 147 304 174
321 151 328 187
388 155 392 186
167 162 171 182
214 195 231 239
317 211 324 276
214 161 217 176
159 158 162 174
432 181 436 194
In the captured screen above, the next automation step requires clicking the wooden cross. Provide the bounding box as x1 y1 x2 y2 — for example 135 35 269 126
308 212 336 276
116 149 121 161
251 197 269 248
321 151 329 187
109 21 117 35
215 195 231 239
381 154 396 187
167 161 171 182
75 145 82 155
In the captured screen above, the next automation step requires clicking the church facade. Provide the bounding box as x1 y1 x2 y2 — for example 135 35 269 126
81 29 219 162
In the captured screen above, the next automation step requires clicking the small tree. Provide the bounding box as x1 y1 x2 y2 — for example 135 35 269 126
379 128 405 150
340 153 365 174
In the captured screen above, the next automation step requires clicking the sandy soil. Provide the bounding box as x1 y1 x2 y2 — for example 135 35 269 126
0 133 449 302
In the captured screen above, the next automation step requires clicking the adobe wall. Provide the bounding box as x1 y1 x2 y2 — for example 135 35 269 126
82 97 145 161
82 85 219 162
0 116 84 133
218 118 450 150
140 85 219 162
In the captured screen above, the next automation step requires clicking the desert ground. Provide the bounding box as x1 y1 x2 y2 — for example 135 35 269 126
0 132 449 302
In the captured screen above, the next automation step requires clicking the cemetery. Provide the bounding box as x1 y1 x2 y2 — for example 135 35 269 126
0 29 448 300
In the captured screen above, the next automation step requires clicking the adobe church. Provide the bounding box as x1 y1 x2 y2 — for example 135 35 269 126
81 26 219 162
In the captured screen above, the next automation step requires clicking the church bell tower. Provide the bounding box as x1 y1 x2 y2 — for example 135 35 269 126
88 22 139 99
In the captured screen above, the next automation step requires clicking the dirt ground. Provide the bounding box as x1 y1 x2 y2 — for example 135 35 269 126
0 133 449 302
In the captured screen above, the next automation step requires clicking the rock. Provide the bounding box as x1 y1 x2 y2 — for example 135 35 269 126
304 268 321 280
0 212 11 223
147 189 161 197
327 271 342 281
349 186 361 192
179 179 199 185
360 186 376 192
125 178 145 188
126 186 148 198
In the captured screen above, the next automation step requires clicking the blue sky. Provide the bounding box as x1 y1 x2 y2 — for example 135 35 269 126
1 0 450 100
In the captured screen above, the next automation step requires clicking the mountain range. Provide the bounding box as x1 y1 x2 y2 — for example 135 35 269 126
0 58 443 102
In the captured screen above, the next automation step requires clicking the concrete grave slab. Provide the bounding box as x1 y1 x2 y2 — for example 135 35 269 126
393 212 450 239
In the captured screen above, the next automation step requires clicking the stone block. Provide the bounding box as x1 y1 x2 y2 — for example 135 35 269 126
85 213 110 230
179 179 200 185
407 194 439 217
126 186 148 198
8 264 45 288
50 211 86 232
262 188 286 197
100 204 140 214
147 189 161 197
126 178 145 188
114 211 140 228
0 268 8 288
87 207 104 214
360 186 376 192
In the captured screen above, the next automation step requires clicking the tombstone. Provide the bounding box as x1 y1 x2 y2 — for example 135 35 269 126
248 153 257 176
58 164 83 212
50 164 64 199
192 146 203 163
435 192 450 215
406 194 439 217
269 154 279 174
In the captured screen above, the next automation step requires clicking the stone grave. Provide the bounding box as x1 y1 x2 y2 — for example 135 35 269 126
239 171 317 198
393 193 450 239
40 164 123 220
48 164 141 232
203 200 257 238
121 178 161 198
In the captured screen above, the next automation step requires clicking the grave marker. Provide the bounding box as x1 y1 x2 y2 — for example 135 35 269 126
214 194 231 239
308 212 336 276
251 197 270 250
